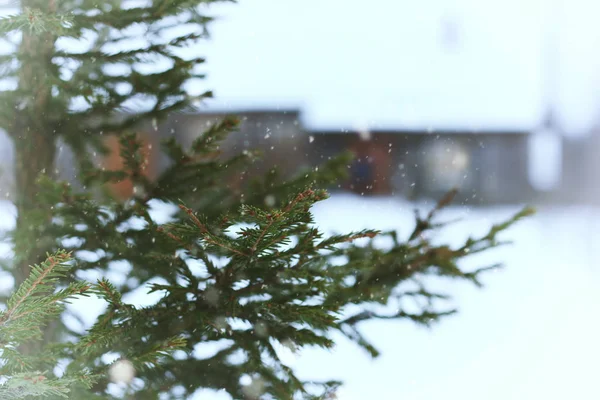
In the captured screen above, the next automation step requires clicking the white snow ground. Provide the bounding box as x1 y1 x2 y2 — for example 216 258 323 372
1 195 600 399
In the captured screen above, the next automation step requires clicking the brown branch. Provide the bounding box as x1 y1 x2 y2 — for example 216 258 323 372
251 217 275 253
203 237 249 258
283 189 315 213
178 204 208 233
409 188 458 241
9 297 62 322
263 234 288 252
97 281 122 307
156 226 191 251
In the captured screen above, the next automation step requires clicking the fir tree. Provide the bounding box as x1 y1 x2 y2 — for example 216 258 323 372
1 250 188 399
0 1 533 398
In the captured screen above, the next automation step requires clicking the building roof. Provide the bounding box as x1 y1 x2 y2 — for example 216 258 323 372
310 128 529 136
190 107 530 135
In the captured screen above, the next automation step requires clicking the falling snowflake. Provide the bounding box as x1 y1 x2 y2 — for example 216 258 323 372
109 359 135 384
264 195 276 207
254 321 268 338
241 376 266 399
204 286 220 306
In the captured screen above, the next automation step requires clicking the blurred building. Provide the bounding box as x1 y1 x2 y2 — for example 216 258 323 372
1 107 598 205
158 110 536 205
310 128 533 204
561 126 600 204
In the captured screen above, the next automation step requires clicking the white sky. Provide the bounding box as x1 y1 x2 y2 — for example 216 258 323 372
1 0 599 134
199 0 600 134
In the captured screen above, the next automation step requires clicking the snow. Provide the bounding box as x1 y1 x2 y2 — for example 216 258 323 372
1 196 600 399
527 128 563 191
305 196 600 400
108 359 135 384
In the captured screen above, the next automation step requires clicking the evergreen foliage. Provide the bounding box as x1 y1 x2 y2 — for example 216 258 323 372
0 251 191 399
0 0 533 398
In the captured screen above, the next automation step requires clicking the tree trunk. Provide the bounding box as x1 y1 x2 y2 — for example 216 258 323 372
12 130 56 283
12 0 59 352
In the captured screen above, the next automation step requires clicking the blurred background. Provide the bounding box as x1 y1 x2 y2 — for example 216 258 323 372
1 0 600 399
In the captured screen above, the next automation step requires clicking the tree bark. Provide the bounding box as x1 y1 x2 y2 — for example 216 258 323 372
13 0 58 284
12 0 59 352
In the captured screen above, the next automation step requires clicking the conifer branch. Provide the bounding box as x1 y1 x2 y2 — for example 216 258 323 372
0 251 71 326
0 0 533 396
0 8 73 35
